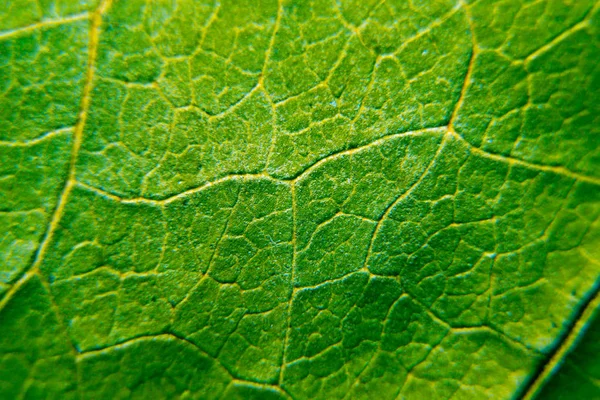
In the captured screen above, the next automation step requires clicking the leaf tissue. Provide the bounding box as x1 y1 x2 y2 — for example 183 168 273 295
0 0 599 398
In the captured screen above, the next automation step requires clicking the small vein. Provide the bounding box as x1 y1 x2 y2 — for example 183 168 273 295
448 2 600 187
206 189 241 277
37 272 80 357
333 0 378 54
77 127 449 204
407 292 538 354
293 270 368 292
204 81 262 119
76 332 236 377
258 0 281 88
362 133 448 272
279 180 298 385
391 3 462 59
524 4 597 63
263 0 284 171
173 188 242 312
292 126 448 182
0 127 73 147
228 380 294 400
0 12 90 41
75 173 278 205
344 293 404 398
448 128 600 186
448 0 477 128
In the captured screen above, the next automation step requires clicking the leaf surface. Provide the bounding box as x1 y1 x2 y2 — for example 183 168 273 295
1 0 599 398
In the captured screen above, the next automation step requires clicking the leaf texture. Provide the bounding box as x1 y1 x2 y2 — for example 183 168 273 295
0 0 599 398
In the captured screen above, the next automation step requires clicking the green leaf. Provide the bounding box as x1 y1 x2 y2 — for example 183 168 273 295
1 0 599 398
527 292 600 400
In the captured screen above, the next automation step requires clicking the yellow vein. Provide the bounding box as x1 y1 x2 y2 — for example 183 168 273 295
448 0 477 128
279 180 298 385
447 2 600 186
521 285 600 400
0 127 73 147
448 128 600 186
524 3 597 63
76 332 236 377
229 381 293 400
292 126 447 182
391 3 462 58
0 1 112 313
78 127 450 204
263 0 283 172
0 12 89 41
76 173 278 205
361 133 447 274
